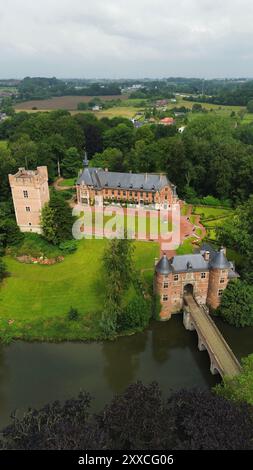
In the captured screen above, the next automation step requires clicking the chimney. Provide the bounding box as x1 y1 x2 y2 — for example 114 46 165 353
159 173 163 181
220 246 226 255
145 172 148 181
105 168 108 172
204 251 210 262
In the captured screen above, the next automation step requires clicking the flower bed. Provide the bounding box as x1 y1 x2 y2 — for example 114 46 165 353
16 255 64 265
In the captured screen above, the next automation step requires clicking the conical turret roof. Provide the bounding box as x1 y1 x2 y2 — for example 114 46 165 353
209 247 230 270
155 254 173 275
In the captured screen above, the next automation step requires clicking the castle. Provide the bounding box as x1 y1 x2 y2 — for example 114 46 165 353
8 164 237 320
154 244 239 320
77 158 178 209
8 166 50 234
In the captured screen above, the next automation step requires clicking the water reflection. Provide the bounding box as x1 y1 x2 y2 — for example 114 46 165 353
0 317 252 429
102 331 148 393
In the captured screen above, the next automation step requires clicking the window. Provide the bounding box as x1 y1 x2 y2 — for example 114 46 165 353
163 282 168 288
118 190 120 196
26 207 30 212
140 192 143 197
129 191 132 196
105 189 108 195
112 190 114 195
174 274 179 281
123 191 126 196
201 272 206 279
218 289 223 297
220 278 225 284
135 192 138 197
28 222 32 226
164 274 168 279
162 294 168 301
23 190 28 198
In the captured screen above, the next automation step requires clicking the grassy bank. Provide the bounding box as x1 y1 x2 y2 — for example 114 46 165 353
0 239 159 342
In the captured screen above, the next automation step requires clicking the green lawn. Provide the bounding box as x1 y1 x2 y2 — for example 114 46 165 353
176 237 195 255
83 210 173 238
0 239 159 342
0 140 8 150
192 206 233 220
58 178 76 187
181 204 189 216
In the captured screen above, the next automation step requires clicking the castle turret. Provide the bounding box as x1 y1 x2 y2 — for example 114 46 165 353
154 254 173 320
9 166 50 234
207 247 230 309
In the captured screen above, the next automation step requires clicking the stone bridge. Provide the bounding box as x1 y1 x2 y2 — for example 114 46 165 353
183 294 242 378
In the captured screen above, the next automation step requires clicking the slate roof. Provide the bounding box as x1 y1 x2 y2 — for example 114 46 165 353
156 245 237 275
155 255 173 274
171 254 209 273
77 167 173 192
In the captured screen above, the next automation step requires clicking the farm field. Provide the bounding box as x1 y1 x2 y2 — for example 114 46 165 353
14 94 129 111
0 239 159 341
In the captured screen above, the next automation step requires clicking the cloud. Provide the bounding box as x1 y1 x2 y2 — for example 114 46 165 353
0 0 253 77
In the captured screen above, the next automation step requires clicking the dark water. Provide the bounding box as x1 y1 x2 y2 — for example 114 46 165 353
0 315 252 429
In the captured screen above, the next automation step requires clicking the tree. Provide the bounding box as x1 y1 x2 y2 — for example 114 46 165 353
1 383 252 450
90 147 124 171
247 100 253 113
0 258 6 281
217 280 253 327
215 354 253 405
61 147 82 177
101 238 134 337
103 123 134 153
41 192 73 245
41 204 57 244
119 295 151 331
218 196 253 279
77 102 88 111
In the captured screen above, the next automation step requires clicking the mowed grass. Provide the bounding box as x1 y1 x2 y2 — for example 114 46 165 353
0 140 8 150
192 206 233 220
93 106 143 119
58 178 76 187
0 239 159 341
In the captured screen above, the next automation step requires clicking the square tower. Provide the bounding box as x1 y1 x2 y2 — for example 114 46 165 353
9 166 50 234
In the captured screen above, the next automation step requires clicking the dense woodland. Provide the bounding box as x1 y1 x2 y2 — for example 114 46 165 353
1 110 253 203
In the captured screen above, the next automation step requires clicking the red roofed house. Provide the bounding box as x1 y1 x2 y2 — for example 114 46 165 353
160 117 175 126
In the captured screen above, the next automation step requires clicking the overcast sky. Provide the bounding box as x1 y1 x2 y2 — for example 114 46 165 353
0 0 253 79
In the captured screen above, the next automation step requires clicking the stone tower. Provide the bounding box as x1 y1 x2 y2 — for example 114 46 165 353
206 247 231 309
154 254 173 320
9 166 50 234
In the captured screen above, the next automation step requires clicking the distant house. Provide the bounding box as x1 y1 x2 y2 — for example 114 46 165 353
132 120 144 129
0 112 7 122
156 99 168 107
160 117 175 126
92 105 102 111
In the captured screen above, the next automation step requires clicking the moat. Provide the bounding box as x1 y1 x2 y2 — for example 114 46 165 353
0 315 252 428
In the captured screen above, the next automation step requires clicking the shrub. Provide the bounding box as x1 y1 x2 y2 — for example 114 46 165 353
67 307 80 321
119 295 151 331
215 354 253 406
59 240 78 254
217 280 253 327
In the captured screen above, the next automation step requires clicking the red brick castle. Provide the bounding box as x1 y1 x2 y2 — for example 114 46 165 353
154 244 239 320
76 154 178 209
